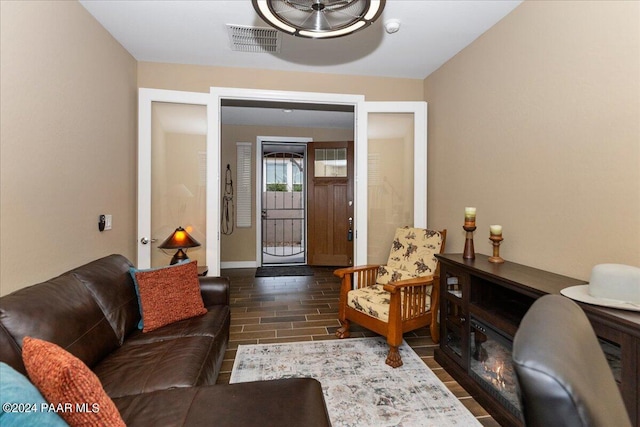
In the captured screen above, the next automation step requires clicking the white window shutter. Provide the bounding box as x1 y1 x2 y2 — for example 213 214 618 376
236 143 252 227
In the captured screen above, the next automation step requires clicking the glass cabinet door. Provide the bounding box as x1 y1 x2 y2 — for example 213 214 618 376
444 299 464 359
441 268 468 367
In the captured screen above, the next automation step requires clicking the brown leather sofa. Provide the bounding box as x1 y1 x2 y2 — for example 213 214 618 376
0 254 331 426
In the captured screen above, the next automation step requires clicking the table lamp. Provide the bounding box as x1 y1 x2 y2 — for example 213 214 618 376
158 226 200 265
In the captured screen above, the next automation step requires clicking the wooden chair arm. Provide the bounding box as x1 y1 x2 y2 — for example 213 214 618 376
386 275 440 324
383 275 437 293
335 265 381 297
335 265 381 322
334 264 380 279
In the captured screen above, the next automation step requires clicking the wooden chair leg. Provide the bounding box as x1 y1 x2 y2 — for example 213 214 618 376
335 319 351 339
385 345 403 368
430 320 440 344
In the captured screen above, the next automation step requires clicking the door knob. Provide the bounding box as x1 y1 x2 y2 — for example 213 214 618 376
140 237 157 245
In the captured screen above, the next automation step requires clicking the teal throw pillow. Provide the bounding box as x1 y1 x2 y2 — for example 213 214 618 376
0 362 67 426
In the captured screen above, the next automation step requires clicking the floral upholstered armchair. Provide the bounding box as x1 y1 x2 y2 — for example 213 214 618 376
334 227 446 367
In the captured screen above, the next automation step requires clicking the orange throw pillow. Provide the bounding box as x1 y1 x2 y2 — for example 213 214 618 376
133 261 207 332
22 337 125 427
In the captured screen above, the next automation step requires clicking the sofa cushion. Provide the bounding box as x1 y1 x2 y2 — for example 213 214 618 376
112 379 331 427
22 337 125 427
74 254 140 345
131 261 207 333
124 305 230 345
94 336 221 398
0 271 120 373
0 362 67 427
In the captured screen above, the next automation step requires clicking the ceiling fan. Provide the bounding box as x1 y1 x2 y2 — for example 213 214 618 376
252 0 386 39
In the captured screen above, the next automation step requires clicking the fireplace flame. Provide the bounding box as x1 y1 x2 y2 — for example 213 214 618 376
481 360 507 391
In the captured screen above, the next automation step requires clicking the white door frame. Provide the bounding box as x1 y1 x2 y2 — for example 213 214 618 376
137 88 214 270
139 88 427 272
355 101 428 266
211 87 364 269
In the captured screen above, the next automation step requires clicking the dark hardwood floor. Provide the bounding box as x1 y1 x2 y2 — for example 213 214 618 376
216 265 500 427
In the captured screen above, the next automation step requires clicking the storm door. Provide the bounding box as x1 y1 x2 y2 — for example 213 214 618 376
261 144 306 265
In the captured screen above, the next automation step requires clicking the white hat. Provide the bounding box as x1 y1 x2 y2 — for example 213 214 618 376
561 264 640 311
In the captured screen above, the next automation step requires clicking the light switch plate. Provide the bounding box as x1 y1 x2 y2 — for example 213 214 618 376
105 214 112 230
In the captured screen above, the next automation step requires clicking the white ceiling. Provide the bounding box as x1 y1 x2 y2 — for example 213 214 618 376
79 0 522 80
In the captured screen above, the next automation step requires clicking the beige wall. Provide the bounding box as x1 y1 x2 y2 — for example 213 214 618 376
138 62 424 101
425 0 640 280
221 125 353 263
0 1 137 295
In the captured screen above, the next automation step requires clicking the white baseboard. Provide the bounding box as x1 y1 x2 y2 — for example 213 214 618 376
221 261 258 269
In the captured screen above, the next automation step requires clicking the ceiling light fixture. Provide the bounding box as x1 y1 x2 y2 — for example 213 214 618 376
252 0 385 39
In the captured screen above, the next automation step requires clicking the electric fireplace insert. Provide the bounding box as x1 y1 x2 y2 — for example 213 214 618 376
469 317 523 422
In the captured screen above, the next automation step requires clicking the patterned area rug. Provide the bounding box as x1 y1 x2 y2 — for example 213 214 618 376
230 337 481 427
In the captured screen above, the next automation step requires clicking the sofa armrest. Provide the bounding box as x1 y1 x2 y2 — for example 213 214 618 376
198 276 230 307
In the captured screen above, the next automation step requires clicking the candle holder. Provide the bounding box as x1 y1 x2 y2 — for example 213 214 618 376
488 235 505 263
463 225 476 260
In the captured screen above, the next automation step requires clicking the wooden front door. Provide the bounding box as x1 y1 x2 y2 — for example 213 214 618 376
307 141 354 266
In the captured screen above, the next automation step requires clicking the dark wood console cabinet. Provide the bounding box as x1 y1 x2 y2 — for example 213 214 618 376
434 253 640 427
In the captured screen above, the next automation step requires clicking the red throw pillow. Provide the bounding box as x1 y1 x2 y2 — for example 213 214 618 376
133 261 207 332
22 337 125 427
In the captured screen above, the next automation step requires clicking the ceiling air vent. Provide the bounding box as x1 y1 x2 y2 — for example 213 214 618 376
227 25 281 53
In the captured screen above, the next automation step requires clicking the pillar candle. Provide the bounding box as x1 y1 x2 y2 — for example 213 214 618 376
464 207 476 226
490 225 503 236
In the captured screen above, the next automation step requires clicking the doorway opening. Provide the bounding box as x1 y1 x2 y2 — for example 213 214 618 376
140 88 427 274
261 142 307 265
